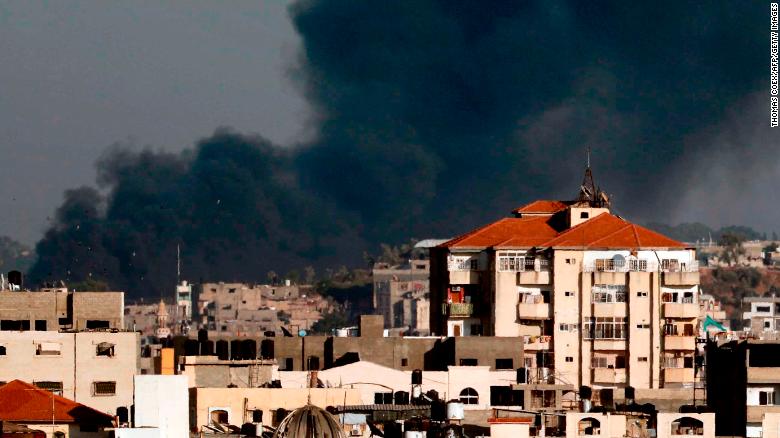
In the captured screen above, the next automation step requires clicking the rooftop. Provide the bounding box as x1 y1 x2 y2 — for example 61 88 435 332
0 380 114 425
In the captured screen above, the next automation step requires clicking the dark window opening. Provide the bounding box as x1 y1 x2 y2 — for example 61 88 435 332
401 358 408 367
496 358 514 370
459 387 479 405
34 320 47 331
96 342 115 357
459 358 478 366
86 320 110 329
34 381 63 395
580 212 589 219
374 392 393 404
307 356 320 371
490 386 523 406
1 320 30 331
93 381 116 396
0 346 5 355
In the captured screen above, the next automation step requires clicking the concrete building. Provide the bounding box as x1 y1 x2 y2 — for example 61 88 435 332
195 282 328 337
430 167 701 393
0 330 138 417
0 290 124 331
0 380 115 438
131 375 188 438
372 260 430 331
742 296 780 339
707 339 780 437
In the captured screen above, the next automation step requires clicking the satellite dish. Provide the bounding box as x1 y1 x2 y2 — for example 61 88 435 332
298 329 307 337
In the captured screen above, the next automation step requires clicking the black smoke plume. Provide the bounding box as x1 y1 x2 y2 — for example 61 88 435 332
31 1 772 298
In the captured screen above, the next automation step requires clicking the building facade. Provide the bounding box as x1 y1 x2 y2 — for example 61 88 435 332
430 168 701 391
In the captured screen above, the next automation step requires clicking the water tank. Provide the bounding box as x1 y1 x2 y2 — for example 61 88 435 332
446 401 465 420
230 340 241 360
335 328 349 337
197 329 208 342
412 385 422 399
260 339 274 359
395 391 409 405
184 339 199 356
216 340 229 360
241 339 257 360
581 399 592 413
625 386 635 401
579 386 592 400
240 423 256 436
200 340 214 356
430 400 445 421
412 369 422 385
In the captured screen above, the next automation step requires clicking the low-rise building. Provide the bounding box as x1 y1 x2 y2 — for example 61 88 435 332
0 290 124 331
0 380 115 438
372 260 430 331
742 296 780 339
0 331 138 417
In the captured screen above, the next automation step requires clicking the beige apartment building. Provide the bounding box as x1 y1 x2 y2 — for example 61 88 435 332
0 330 138 417
430 168 701 391
0 290 124 330
372 259 430 331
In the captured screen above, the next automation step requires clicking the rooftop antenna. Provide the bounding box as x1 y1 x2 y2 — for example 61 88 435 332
587 147 591 169
177 244 181 284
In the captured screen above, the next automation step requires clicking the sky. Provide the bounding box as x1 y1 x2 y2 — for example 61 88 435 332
0 1 308 244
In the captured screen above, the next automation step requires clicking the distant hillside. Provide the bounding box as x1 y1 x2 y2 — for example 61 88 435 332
700 267 780 326
645 222 769 243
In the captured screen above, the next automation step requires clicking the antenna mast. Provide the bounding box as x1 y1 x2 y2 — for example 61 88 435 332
177 244 181 283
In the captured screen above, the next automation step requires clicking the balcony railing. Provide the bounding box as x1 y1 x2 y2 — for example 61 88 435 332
444 302 474 317
583 259 657 273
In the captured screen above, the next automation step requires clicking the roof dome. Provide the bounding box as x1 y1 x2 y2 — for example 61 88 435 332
272 404 345 438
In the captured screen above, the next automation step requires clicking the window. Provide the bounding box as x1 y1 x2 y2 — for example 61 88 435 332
34 381 63 395
591 285 627 303
565 356 574 363
93 381 116 396
566 258 574 264
0 346 5 355
0 320 30 331
580 212 589 219
449 255 478 271
401 358 408 367
495 358 514 369
459 387 479 405
636 291 648 297
96 342 115 357
759 391 776 406
283 358 293 370
583 317 627 340
35 320 47 331
36 342 61 356
565 291 575 297
490 386 522 406
661 259 680 272
638 357 648 362
636 324 650 329
211 409 229 424
459 358 478 366
559 323 578 332
498 252 523 271
758 306 772 312
307 356 320 371
374 392 393 404
86 320 109 329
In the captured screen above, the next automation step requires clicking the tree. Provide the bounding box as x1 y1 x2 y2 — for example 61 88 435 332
719 233 746 266
763 242 778 253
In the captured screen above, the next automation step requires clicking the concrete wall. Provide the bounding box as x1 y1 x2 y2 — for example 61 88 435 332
134 375 188 438
565 412 627 438
655 413 715 438
190 387 362 431
0 331 137 416
0 291 124 330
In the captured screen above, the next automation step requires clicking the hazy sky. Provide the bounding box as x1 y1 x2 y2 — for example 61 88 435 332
0 1 307 244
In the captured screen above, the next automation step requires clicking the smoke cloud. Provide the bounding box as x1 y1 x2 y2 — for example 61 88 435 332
30 1 774 298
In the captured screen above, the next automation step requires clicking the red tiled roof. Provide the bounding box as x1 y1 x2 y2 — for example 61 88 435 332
440 203 686 250
0 380 113 425
512 200 569 214
440 216 560 249
540 213 686 249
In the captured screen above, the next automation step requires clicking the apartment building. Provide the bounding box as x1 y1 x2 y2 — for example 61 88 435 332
430 167 701 392
707 340 780 437
0 290 124 331
372 259 430 331
742 296 780 339
0 330 138 417
195 282 328 337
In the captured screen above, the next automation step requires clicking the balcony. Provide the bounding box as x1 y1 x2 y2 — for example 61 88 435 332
522 335 550 351
663 303 699 318
664 335 696 350
593 303 627 318
517 270 551 285
663 271 700 286
592 339 627 351
592 367 627 384
449 270 480 285
591 271 627 285
517 302 551 319
663 367 695 383
747 405 780 422
445 302 474 318
747 367 780 383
